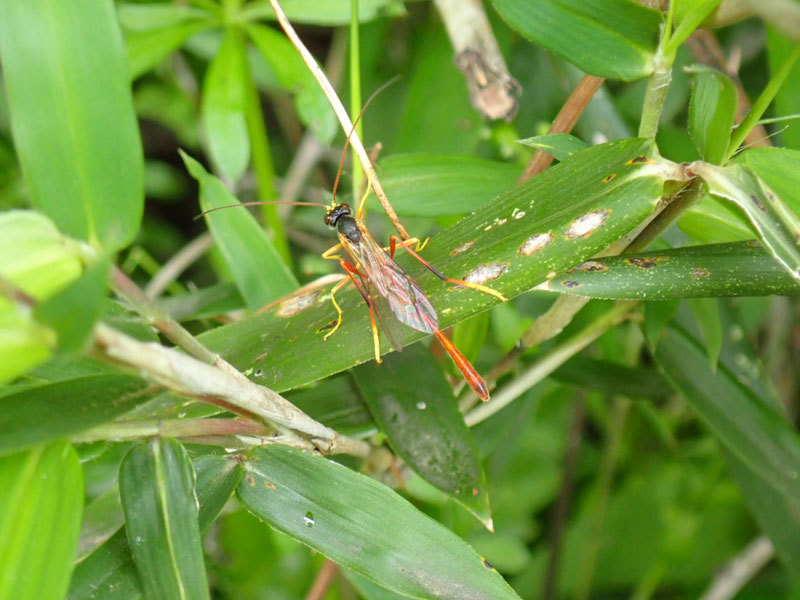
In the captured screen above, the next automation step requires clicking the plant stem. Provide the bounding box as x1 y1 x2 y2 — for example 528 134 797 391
73 418 269 443
638 44 673 139
93 322 371 457
243 58 292 264
349 0 363 198
518 74 605 182
112 266 218 365
725 44 800 162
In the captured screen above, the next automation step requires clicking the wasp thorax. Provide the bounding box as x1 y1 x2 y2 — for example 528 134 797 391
324 203 352 227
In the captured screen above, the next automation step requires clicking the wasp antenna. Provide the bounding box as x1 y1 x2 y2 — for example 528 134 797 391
194 200 328 220
331 75 402 205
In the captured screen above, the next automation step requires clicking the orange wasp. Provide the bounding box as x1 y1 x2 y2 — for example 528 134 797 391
202 86 506 400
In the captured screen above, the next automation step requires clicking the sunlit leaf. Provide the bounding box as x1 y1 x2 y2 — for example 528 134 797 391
0 0 143 250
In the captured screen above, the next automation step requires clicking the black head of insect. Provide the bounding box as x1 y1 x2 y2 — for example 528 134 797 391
324 203 360 243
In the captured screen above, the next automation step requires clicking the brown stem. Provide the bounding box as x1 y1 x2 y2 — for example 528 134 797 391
305 559 339 600
518 75 606 182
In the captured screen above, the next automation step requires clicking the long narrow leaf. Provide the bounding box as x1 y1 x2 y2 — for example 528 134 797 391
0 0 143 250
119 438 210 600
0 442 83 600
238 445 521 600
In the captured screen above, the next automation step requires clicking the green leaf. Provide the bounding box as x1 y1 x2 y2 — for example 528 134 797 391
180 151 298 309
687 298 722 370
0 308 55 386
690 161 800 282
118 438 210 600
126 21 213 81
492 0 661 81
237 445 520 600
655 326 800 576
241 0 406 26
734 147 800 217
666 0 723 55
678 195 755 243
200 139 681 392
687 65 737 164
286 375 374 437
34 257 110 355
543 241 800 299
643 299 680 349
768 27 800 150
0 374 151 456
247 23 337 143
0 0 143 250
0 442 83 600
201 28 250 183
352 345 492 528
0 211 83 301
376 154 519 216
69 454 241 600
516 133 588 161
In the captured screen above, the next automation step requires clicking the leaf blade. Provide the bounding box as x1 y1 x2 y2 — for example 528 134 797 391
237 445 520 600
0 0 144 250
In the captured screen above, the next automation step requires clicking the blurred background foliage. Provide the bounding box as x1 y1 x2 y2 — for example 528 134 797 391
1 0 800 598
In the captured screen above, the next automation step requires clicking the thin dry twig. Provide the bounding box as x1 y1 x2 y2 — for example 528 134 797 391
266 0 410 240
145 232 214 299
700 536 775 600
434 0 520 121
305 559 339 600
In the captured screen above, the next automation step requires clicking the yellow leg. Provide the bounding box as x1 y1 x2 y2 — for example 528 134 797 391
323 276 350 341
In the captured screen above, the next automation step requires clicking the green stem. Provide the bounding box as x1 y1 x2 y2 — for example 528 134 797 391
725 44 800 162
349 0 364 197
638 44 674 139
243 60 292 265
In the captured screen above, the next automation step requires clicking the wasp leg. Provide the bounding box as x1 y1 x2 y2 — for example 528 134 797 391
389 235 507 302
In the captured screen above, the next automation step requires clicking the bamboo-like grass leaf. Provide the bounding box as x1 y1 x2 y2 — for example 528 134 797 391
0 0 143 250
517 133 588 161
543 241 800 299
0 442 83 600
200 138 683 392
201 28 250 183
181 151 298 309
118 438 210 600
34 257 111 355
0 375 151 456
687 65 737 164
69 454 242 600
352 344 491 528
655 325 800 576
690 161 800 282
377 154 519 216
491 0 661 81
237 445 521 600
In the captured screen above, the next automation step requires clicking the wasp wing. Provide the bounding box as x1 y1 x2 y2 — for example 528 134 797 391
340 223 439 335
358 273 407 353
